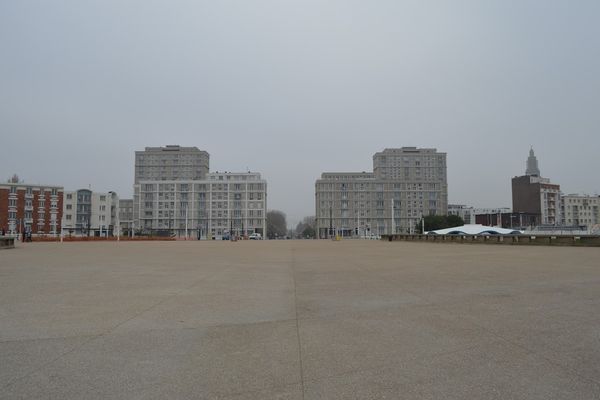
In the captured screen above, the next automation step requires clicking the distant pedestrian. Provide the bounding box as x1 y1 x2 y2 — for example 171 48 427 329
1 228 5 236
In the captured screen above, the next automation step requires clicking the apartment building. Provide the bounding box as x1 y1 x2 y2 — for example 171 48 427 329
134 145 209 183
62 190 119 236
0 183 63 235
132 145 267 238
134 172 267 238
119 199 134 237
561 194 600 228
512 149 560 226
315 148 448 237
448 204 511 225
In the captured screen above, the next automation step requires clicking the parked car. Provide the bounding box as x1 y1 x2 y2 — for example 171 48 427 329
248 233 262 240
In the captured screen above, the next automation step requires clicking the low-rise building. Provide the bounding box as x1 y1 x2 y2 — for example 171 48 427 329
561 194 600 228
474 212 539 229
0 183 63 235
119 199 134 237
62 190 119 236
448 205 511 225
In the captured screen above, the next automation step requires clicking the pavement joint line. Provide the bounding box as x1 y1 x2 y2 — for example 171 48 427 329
0 318 301 344
290 243 306 400
0 265 236 392
0 334 98 344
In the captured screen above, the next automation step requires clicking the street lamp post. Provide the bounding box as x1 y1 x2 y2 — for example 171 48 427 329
329 204 333 239
391 198 395 235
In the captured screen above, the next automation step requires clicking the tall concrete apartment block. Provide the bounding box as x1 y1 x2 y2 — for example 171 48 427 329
0 183 63 235
512 148 561 226
315 147 448 237
133 145 208 235
133 146 267 238
134 145 209 183
135 172 267 238
62 190 119 236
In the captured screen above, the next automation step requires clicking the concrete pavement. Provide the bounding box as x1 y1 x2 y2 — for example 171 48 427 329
1 240 599 399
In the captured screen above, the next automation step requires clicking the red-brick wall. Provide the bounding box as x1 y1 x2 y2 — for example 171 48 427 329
16 189 25 230
0 188 8 231
0 187 64 234
55 191 64 233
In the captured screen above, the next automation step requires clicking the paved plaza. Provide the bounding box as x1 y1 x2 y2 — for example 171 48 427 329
1 240 599 399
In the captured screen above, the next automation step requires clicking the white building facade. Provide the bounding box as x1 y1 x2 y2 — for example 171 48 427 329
119 199 134 237
134 172 267 239
315 148 448 237
62 190 119 236
561 194 600 229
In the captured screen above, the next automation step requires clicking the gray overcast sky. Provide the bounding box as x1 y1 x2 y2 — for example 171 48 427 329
1 0 599 225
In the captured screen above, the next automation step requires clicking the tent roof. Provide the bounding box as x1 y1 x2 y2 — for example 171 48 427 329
427 224 523 235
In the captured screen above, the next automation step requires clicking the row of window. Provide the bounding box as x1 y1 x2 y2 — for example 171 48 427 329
317 183 442 191
7 187 59 195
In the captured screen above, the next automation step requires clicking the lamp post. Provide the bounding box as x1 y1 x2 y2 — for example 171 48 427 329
185 203 189 239
329 203 333 239
391 198 395 235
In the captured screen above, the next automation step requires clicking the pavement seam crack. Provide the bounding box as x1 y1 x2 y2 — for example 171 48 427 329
290 243 306 400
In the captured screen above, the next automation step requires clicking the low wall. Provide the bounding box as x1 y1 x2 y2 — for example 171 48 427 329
31 236 176 242
0 237 15 249
382 234 600 247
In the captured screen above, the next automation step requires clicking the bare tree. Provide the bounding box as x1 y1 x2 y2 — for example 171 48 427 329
8 174 19 183
266 210 287 239
295 216 316 238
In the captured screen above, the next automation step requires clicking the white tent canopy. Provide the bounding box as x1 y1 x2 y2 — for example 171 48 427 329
427 224 523 235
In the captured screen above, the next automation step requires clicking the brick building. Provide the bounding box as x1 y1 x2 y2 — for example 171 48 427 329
511 149 561 226
0 183 64 235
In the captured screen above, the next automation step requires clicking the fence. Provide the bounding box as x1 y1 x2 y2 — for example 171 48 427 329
382 234 600 247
